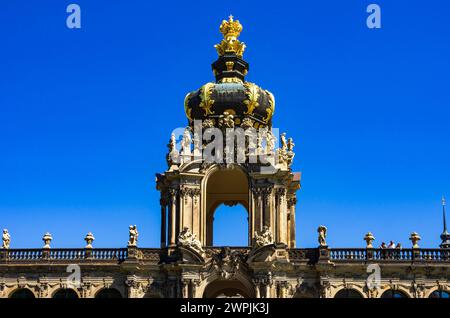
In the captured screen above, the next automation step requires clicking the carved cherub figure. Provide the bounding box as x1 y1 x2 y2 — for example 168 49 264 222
2 229 11 249
181 127 192 155
128 225 139 247
317 225 327 247
280 133 287 151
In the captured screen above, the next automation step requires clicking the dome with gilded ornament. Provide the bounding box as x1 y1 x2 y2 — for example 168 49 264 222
184 16 275 129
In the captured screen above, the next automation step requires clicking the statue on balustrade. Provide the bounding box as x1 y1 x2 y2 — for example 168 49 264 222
128 225 139 247
167 133 180 166
2 229 10 249
181 127 192 156
318 225 327 247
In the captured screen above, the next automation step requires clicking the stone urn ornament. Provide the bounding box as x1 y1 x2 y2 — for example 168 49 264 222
364 232 375 248
409 232 421 249
84 232 95 249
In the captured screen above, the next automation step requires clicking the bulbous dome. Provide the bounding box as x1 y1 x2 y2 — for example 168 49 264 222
183 16 275 129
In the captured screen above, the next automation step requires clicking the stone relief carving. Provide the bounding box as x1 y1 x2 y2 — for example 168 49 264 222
206 247 247 279
254 226 274 249
178 227 204 254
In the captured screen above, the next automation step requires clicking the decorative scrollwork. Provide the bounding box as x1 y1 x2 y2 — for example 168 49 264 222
199 83 215 116
243 82 260 115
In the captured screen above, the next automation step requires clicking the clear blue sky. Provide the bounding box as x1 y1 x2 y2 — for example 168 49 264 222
1 1 449 248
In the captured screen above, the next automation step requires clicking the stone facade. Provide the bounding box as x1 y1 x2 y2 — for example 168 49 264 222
0 246 449 298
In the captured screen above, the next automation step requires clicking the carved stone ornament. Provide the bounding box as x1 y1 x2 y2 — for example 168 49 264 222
218 111 235 129
178 227 204 254
206 247 247 279
84 232 95 249
253 226 274 249
364 232 375 248
166 133 180 166
409 232 421 249
2 229 10 249
42 232 53 249
317 225 327 247
128 225 139 247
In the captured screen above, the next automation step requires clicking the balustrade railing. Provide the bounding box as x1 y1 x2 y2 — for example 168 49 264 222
0 248 128 262
1 247 448 264
330 248 450 262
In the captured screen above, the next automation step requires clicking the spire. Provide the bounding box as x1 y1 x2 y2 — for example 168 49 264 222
440 195 450 249
443 196 447 232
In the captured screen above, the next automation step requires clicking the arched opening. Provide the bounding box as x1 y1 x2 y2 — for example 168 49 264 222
95 288 123 298
334 289 364 298
205 167 249 246
381 290 408 298
52 289 79 299
203 280 253 298
9 288 35 298
429 290 450 298
213 203 248 246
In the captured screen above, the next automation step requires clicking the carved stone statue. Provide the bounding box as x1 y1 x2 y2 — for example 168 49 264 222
265 130 275 153
166 133 180 166
2 229 10 249
280 133 287 151
287 137 295 152
286 137 295 166
181 127 192 156
254 226 274 249
318 225 327 247
178 227 204 254
128 225 139 247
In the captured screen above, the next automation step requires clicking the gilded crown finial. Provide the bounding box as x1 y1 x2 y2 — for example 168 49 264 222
214 15 246 58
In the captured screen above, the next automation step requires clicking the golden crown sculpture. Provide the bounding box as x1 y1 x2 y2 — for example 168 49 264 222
214 15 246 58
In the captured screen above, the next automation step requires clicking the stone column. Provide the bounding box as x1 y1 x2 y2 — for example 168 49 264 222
160 196 167 248
262 186 273 230
251 187 263 241
181 279 189 298
252 279 261 298
276 188 287 244
287 197 297 248
192 189 201 240
169 189 178 246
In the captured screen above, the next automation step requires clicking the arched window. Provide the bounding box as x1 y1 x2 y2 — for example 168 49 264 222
429 290 450 298
9 289 35 298
381 290 408 298
334 289 363 298
213 203 248 246
52 289 79 299
95 288 123 299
